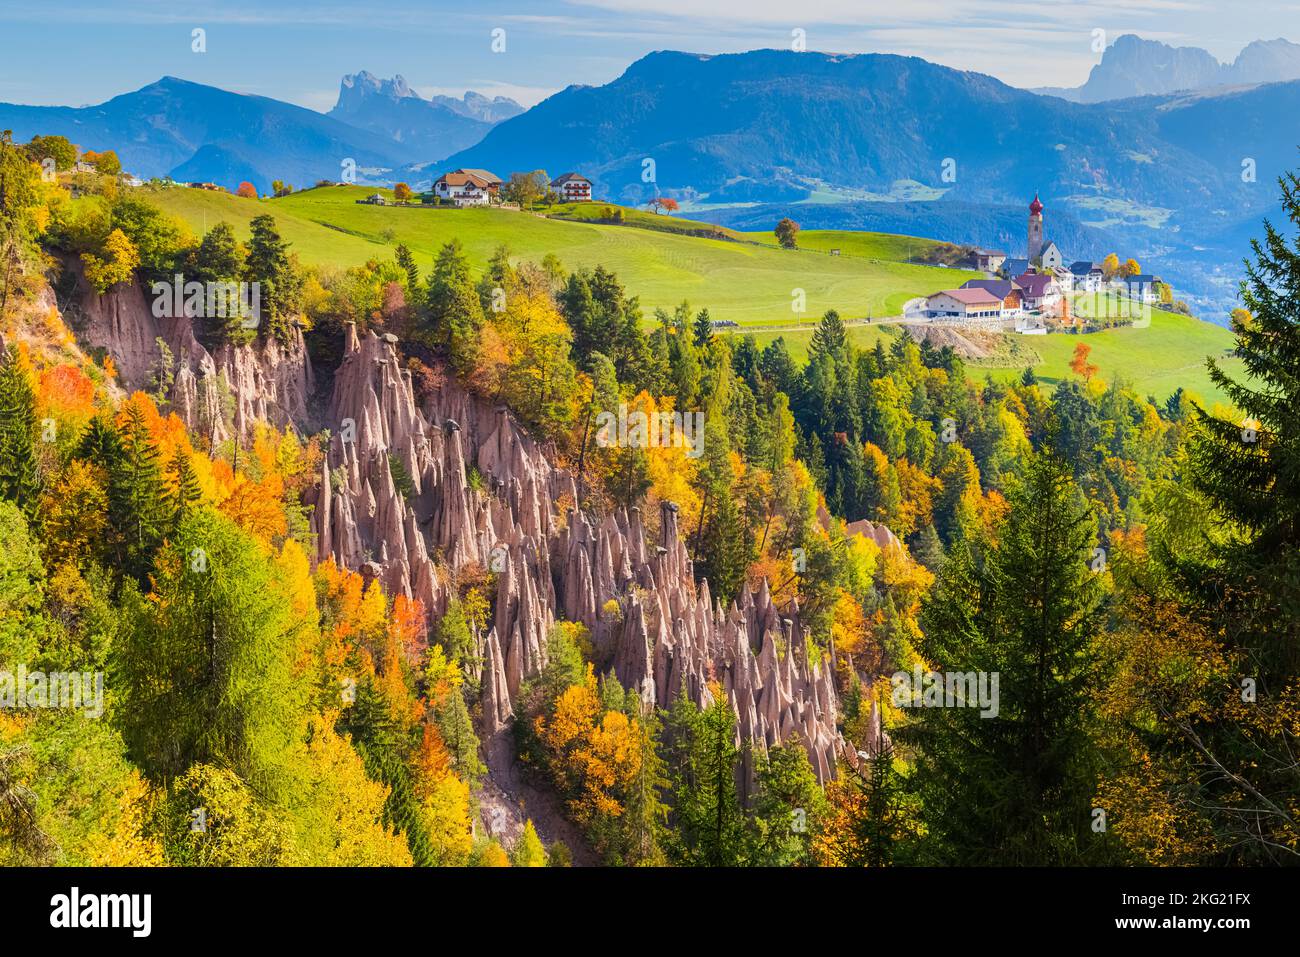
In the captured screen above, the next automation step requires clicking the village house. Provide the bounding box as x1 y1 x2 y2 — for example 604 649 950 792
1070 260 1104 293
550 172 593 202
432 168 502 206
999 257 1030 280
925 287 1004 321
971 248 1007 273
1050 264 1076 292
1125 273 1161 304
960 278 1023 315
1015 272 1062 313
357 193 387 205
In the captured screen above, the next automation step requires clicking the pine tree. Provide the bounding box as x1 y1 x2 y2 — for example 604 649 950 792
0 346 40 519
861 735 901 867
621 711 669 865
425 239 474 340
807 309 847 362
116 508 304 800
692 308 714 349
699 483 750 605
1170 168 1300 859
1189 166 1300 678
748 741 826 866
664 686 745 865
243 214 301 342
511 820 547 867
166 445 202 530
905 451 1106 864
393 243 422 308
107 404 167 584
909 522 945 571
443 283 485 377
434 686 483 785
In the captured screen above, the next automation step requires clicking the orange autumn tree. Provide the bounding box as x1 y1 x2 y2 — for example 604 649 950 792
533 665 644 831
314 558 388 696
1069 341 1098 381
37 362 96 441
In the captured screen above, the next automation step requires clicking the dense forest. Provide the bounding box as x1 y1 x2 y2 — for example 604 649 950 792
0 131 1297 866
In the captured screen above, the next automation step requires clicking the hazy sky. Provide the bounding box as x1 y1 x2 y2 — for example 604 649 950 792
3 0 1298 110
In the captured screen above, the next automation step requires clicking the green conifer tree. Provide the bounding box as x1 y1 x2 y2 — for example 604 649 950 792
0 346 40 519
906 451 1106 864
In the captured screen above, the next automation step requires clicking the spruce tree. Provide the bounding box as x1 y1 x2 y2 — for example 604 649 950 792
243 214 301 342
434 685 483 785
107 403 167 584
393 243 422 308
747 742 826 866
906 451 1106 864
664 687 745 866
1189 166 1300 678
425 239 473 340
166 445 202 530
621 711 669 865
341 680 435 866
692 308 714 349
699 483 750 606
1172 168 1300 859
0 346 40 519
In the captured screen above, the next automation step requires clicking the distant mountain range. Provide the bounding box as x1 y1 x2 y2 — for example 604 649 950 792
1036 35 1300 102
434 47 1297 315
3 43 1296 316
0 73 522 193
327 71 522 162
440 48 1289 224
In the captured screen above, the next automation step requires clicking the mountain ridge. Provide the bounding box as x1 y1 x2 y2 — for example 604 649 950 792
328 70 523 161
1035 34 1300 102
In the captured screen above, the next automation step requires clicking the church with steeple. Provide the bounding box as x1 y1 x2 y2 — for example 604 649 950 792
1028 193 1044 260
1027 192 1063 270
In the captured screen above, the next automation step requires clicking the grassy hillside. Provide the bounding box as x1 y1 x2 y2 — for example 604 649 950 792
741 228 953 263
742 308 1242 405
544 202 742 240
149 185 976 326
980 308 1243 406
147 185 1242 404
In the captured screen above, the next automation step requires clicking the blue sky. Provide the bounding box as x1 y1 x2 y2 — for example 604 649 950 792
3 0 1298 110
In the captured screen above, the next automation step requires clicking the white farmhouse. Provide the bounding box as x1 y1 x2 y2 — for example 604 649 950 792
926 287 1004 321
432 169 502 206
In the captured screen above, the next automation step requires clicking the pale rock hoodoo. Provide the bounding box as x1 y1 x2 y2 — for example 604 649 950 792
309 327 847 783
72 266 315 442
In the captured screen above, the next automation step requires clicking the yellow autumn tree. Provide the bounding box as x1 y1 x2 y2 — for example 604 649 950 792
82 771 165 867
286 713 413 866
81 227 139 293
423 773 475 866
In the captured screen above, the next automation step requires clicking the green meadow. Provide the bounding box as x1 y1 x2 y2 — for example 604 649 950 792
740 307 1241 405
150 185 973 327
741 228 952 263
149 186 1241 404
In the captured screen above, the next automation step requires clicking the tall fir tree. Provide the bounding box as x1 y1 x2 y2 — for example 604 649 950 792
0 346 40 519
166 445 202 530
906 451 1109 864
1188 166 1300 679
242 214 301 342
107 404 168 584
664 686 745 866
